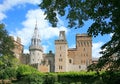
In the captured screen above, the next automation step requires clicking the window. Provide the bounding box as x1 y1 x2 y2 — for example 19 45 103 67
69 59 72 63
59 66 62 69
79 65 81 69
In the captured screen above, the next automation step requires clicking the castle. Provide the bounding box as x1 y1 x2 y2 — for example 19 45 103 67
13 22 92 72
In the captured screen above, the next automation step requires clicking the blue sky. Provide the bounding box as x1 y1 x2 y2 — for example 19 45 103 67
0 0 111 58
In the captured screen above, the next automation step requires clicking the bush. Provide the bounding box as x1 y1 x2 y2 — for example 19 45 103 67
0 67 16 79
24 73 44 84
16 64 39 79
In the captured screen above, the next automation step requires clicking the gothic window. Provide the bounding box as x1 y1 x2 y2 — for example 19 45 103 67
60 54 61 57
33 59 34 61
60 46 61 50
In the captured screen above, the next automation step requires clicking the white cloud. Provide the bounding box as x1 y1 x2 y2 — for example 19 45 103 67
0 0 42 21
92 42 104 58
10 8 68 53
0 12 7 21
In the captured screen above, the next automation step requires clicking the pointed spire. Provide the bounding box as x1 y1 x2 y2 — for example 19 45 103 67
30 20 41 46
35 19 37 29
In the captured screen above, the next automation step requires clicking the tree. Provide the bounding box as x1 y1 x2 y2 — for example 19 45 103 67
0 23 14 56
39 0 120 70
0 23 19 79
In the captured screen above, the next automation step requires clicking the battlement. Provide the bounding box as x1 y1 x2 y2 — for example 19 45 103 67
10 36 21 44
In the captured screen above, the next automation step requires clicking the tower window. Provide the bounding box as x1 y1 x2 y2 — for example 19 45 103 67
69 59 72 63
59 66 62 69
79 65 81 69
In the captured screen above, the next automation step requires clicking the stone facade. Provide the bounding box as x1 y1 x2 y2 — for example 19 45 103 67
55 32 92 72
11 36 23 63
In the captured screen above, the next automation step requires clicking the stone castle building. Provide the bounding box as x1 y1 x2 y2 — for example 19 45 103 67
55 31 92 72
12 22 92 72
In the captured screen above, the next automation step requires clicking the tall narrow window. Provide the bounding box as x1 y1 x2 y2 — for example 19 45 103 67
59 66 62 69
69 59 72 63
79 65 81 69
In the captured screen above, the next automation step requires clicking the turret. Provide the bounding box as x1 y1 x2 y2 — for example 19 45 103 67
29 21 43 64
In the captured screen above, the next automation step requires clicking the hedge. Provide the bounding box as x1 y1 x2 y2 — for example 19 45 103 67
12 71 120 84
